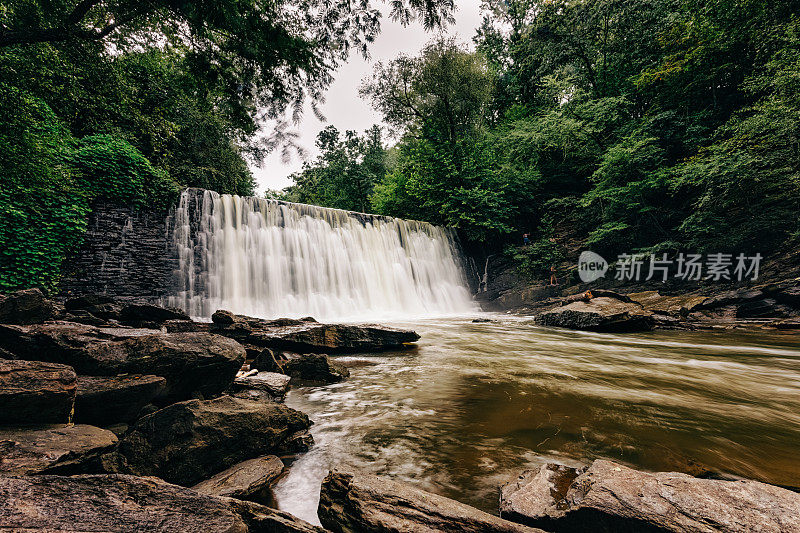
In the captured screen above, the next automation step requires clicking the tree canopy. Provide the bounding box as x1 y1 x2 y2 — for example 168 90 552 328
285 0 800 267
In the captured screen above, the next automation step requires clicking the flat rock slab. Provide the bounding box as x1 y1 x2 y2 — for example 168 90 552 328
0 322 245 400
193 455 285 500
75 374 167 425
0 358 76 424
319 470 544 533
500 460 800 532
211 311 420 353
0 474 325 532
0 424 117 475
106 395 312 486
251 323 420 353
232 371 291 399
536 296 654 332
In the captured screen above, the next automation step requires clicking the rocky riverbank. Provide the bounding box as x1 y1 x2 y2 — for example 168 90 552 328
1 288 798 531
475 256 800 332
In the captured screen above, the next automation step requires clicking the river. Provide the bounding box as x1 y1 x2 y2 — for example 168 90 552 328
271 315 800 525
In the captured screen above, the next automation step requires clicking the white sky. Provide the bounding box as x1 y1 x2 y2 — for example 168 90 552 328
250 0 484 193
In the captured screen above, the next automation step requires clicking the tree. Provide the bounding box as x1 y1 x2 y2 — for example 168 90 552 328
284 125 388 212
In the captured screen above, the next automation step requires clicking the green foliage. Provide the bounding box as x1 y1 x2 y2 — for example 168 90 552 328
68 135 179 208
285 125 388 213
507 238 565 282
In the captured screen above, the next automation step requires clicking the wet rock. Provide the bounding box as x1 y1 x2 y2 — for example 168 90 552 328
106 395 312 486
0 322 245 400
318 470 543 533
119 303 190 324
63 294 122 322
0 474 325 532
0 424 117 475
282 353 349 383
0 359 76 424
213 309 239 325
232 371 291 400
275 430 314 454
499 460 800 532
193 455 284 501
536 296 654 332
75 374 166 426
211 311 419 353
251 347 283 373
162 318 202 332
0 288 55 324
735 298 793 318
627 291 707 317
472 317 493 323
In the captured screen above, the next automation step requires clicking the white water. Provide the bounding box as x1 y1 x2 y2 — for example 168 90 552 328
167 189 477 321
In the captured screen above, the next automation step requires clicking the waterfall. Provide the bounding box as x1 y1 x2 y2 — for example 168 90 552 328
167 189 477 321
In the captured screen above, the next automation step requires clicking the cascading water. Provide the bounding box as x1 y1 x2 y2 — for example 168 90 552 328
167 189 477 321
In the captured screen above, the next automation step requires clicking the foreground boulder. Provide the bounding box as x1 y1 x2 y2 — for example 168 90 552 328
536 294 654 332
0 288 55 324
0 322 245 399
319 470 543 533
211 311 420 353
193 455 285 501
0 359 76 424
0 424 117 475
282 353 350 383
74 374 166 425
105 395 312 486
499 460 800 532
0 474 325 532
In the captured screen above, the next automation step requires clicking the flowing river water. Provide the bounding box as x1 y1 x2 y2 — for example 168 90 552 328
272 316 800 525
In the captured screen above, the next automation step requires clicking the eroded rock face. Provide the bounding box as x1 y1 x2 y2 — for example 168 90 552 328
0 322 245 400
499 460 800 532
536 296 654 332
0 474 325 532
106 395 312 486
318 470 544 533
0 288 55 324
0 424 117 475
0 359 76 424
193 455 285 501
75 374 167 425
211 311 419 353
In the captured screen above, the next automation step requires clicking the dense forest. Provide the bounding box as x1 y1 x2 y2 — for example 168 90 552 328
283 0 800 279
2 0 800 292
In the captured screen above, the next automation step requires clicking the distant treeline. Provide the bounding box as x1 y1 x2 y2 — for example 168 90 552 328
282 0 800 274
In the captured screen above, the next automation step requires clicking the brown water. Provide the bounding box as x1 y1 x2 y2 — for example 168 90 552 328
272 315 800 525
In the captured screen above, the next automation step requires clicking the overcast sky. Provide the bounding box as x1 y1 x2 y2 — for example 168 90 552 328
251 0 484 193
